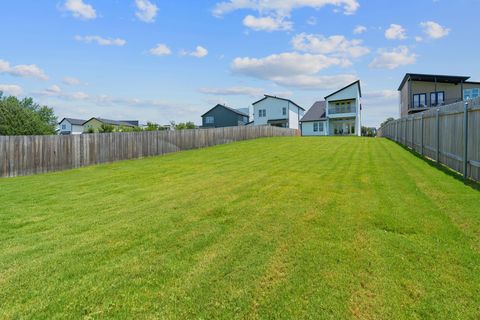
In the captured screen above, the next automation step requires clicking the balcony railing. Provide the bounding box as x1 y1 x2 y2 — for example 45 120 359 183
328 105 356 115
411 98 463 110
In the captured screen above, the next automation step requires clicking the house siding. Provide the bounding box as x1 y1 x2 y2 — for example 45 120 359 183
253 97 302 129
202 106 248 128
400 80 480 117
325 82 362 136
301 121 327 136
59 120 84 135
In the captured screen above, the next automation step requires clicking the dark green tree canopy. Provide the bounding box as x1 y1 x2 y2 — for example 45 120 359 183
0 93 57 136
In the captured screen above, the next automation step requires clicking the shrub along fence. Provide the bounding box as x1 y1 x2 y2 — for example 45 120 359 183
378 97 480 182
0 126 298 178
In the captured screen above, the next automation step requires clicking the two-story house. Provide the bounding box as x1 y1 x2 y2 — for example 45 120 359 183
398 73 480 117
201 104 249 128
300 81 362 136
252 95 305 129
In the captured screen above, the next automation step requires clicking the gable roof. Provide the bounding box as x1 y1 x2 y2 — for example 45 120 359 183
201 104 249 117
324 80 362 100
398 73 471 91
84 118 138 127
300 101 327 122
252 95 305 111
58 118 86 126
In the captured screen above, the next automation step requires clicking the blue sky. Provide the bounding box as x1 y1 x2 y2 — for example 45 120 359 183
0 0 479 127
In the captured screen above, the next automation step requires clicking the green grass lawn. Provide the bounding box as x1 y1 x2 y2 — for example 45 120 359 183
1 137 480 319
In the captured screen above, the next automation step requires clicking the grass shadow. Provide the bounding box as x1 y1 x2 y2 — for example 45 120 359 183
389 139 480 191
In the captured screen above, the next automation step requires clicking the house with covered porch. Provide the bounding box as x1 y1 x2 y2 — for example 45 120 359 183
300 81 362 136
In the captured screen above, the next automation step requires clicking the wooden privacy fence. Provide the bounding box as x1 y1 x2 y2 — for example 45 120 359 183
378 97 480 182
0 126 298 178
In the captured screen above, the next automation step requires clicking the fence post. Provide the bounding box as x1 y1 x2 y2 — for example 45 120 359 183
463 102 469 179
436 108 440 162
411 117 415 150
420 113 424 155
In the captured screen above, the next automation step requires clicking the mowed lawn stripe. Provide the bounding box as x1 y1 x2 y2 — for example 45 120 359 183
0 137 479 319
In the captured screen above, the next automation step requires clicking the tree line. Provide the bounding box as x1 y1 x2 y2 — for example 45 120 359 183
0 93 196 136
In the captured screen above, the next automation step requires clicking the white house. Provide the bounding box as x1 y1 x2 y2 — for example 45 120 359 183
300 81 362 136
252 95 305 129
58 118 86 135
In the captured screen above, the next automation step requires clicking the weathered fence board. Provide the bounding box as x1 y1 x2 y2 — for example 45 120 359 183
378 97 480 182
0 126 298 178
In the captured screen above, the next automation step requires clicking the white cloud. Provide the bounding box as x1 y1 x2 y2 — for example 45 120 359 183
148 43 172 56
135 0 158 23
353 25 367 34
0 59 49 80
420 21 450 39
213 0 360 17
75 35 127 46
415 36 423 42
243 15 293 31
63 0 96 20
63 77 82 85
0 84 23 96
269 74 357 90
182 46 209 58
231 52 355 90
369 46 417 69
199 86 264 97
291 33 370 58
385 24 407 40
36 85 89 100
362 90 399 127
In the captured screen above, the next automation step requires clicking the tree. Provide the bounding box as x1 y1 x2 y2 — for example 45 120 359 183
145 122 159 131
99 123 115 133
361 126 377 137
175 121 196 130
0 93 57 135
380 117 395 128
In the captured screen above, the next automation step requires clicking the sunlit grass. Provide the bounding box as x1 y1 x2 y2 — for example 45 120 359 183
1 137 479 319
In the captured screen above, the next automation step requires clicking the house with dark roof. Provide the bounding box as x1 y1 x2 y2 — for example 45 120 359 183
58 118 87 135
201 104 249 128
252 95 305 129
300 80 362 136
299 101 327 136
398 73 480 117
83 118 139 133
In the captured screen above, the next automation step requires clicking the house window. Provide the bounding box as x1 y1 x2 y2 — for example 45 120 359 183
413 93 427 108
464 88 480 100
61 124 66 130
313 122 324 132
205 116 214 124
258 109 266 117
430 91 445 106
282 107 287 115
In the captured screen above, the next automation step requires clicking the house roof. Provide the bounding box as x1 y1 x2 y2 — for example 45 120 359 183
201 104 249 117
398 73 471 91
84 118 138 127
325 80 362 100
300 101 327 122
252 95 305 111
58 118 87 126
